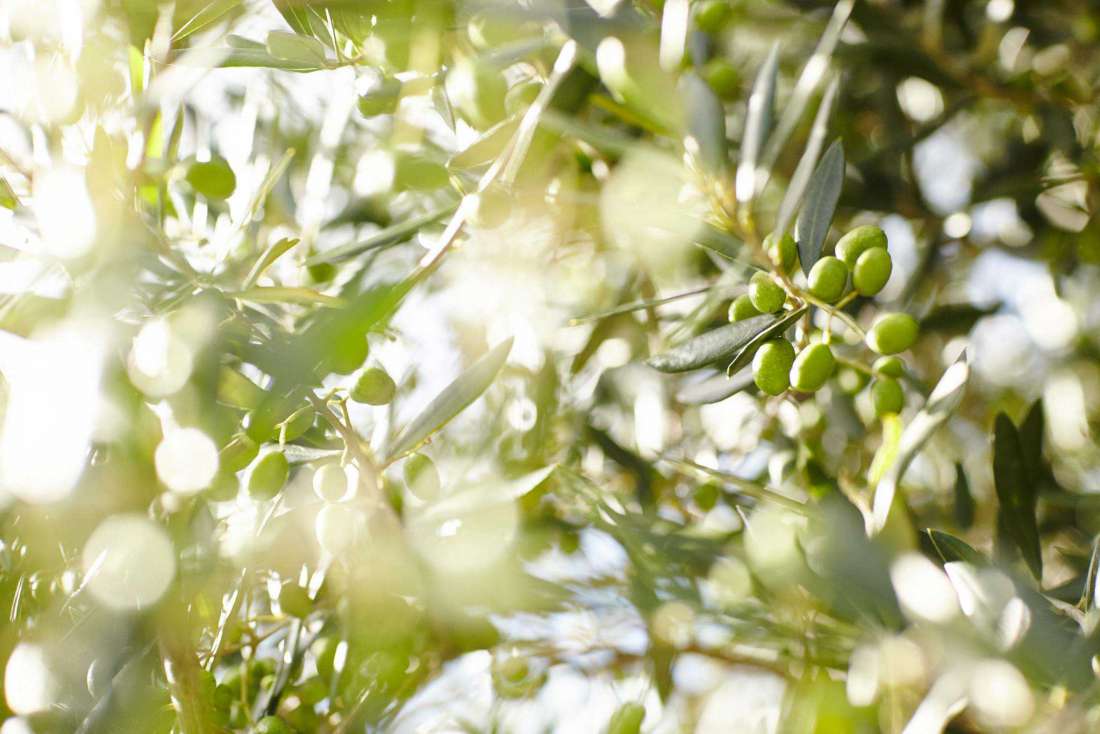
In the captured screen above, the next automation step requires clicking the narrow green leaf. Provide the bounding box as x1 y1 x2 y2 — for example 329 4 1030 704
1019 398 1045 485
265 30 327 66
774 77 838 238
447 115 521 171
953 463 975 529
680 72 727 173
794 139 844 274
305 203 457 265
173 0 243 41
0 178 18 210
735 43 779 202
229 286 345 308
872 350 969 532
646 313 782 373
725 305 807 376
569 286 710 325
186 157 236 200
243 237 299 290
676 368 755 405
926 529 986 566
993 412 1042 580
214 48 324 72
386 339 514 461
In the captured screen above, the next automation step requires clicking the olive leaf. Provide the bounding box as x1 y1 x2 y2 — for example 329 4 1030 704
953 463 975 529
680 72 727 173
871 350 969 532
304 202 458 265
735 43 779 203
1019 398 1045 485
386 338 514 461
725 305 808 376
993 412 1043 580
229 286 346 308
647 312 783 373
925 529 986 566
243 237 299 290
794 139 844 274
265 30 327 67
774 77 838 238
676 367 755 405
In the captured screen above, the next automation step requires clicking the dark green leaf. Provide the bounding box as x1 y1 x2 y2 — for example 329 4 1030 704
794 139 844 274
920 302 999 334
676 367 755 405
725 305 807 376
1019 398 1045 486
386 338 514 460
925 529 986 566
680 72 726 173
304 202 458 265
993 412 1042 580
186 157 236 200
646 313 783 373
953 463 975 530
735 43 778 202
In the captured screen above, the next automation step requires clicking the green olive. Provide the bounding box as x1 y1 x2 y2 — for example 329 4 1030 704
351 367 396 405
728 294 760 322
254 715 293 734
702 58 740 100
279 405 315 442
749 272 786 313
695 482 720 511
807 256 848 303
790 342 836 393
752 338 795 396
248 451 289 500
866 312 919 355
312 463 349 502
295 676 328 706
206 472 240 502
836 366 869 395
835 224 888 267
694 0 732 33
852 247 892 297
607 702 647 734
278 583 311 618
220 433 259 473
329 335 369 375
871 377 904 417
872 355 905 378
764 232 798 274
403 453 441 501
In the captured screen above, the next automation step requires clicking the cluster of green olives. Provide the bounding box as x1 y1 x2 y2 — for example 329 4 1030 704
727 225 919 417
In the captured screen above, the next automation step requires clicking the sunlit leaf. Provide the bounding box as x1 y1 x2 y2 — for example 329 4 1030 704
386 338 514 461
735 43 779 202
774 77 838 238
265 30 327 66
243 238 299 290
186 157 236 200
0 178 18 209
680 72 727 173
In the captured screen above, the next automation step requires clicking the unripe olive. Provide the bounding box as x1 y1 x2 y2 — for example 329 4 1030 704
248 451 289 500
505 79 542 115
764 232 798 274
866 312 919 355
607 702 647 734
695 482 720 511
835 224 887 267
403 453 441 501
206 472 240 502
702 58 740 100
254 715 293 734
872 355 905 378
279 405 315 441
329 335 368 375
836 366 869 395
313 463 350 502
311 636 339 681
220 433 258 473
749 272 786 313
278 583 311 618
296 676 327 705
752 338 795 396
351 367 396 405
852 247 892 297
694 0 732 33
871 377 904 417
728 294 760 322
807 256 848 303
357 78 401 117
790 342 836 393
306 261 336 284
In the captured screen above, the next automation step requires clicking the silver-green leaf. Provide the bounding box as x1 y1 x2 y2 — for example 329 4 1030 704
794 138 844 274
647 312 782 373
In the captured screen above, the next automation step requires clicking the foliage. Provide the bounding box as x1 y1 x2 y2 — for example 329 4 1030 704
1 0 1099 732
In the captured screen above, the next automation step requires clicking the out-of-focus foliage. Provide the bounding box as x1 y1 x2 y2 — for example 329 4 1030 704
1 0 1099 732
